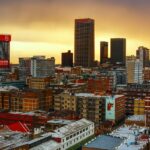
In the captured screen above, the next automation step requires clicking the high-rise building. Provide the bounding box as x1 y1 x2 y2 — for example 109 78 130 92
100 41 108 64
31 56 55 78
110 38 126 66
126 56 143 84
19 57 31 80
136 46 149 67
0 34 11 73
61 50 73 67
75 18 94 67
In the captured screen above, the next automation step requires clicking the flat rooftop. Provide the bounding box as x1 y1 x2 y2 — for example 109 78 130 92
75 93 124 99
30 140 60 150
127 115 145 122
0 129 29 150
85 135 123 149
44 118 93 138
47 119 74 125
84 125 149 150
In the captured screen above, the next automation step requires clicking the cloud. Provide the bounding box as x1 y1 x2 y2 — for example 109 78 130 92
0 0 150 63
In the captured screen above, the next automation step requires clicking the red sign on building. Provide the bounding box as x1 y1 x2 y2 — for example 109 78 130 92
0 35 11 42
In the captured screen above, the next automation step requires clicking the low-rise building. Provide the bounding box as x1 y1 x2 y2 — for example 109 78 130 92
27 77 51 89
83 125 150 150
14 119 94 150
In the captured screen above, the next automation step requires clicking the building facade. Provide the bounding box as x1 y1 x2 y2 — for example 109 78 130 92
126 57 143 84
31 56 55 78
61 50 73 67
105 95 125 123
110 38 126 66
100 41 108 64
76 93 106 126
19 57 31 80
136 46 149 67
75 18 94 67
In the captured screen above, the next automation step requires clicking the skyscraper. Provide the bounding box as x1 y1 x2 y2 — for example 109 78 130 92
110 38 126 66
100 41 108 64
136 46 149 67
61 50 73 67
75 18 94 67
0 34 11 73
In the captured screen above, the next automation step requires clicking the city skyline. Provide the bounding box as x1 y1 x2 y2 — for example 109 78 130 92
0 0 150 64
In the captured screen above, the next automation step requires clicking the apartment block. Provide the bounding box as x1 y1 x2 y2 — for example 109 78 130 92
87 77 114 93
76 93 105 126
144 97 150 127
27 77 51 89
0 89 53 112
134 99 145 115
54 92 76 111
105 95 125 123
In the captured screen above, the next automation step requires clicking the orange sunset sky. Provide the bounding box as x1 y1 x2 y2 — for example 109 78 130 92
0 0 150 64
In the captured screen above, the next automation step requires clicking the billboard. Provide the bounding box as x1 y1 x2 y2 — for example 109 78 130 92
0 60 9 68
0 35 11 42
105 96 115 120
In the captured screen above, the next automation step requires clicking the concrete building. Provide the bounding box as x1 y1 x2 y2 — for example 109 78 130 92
120 84 150 116
144 67 150 82
14 119 94 150
87 76 114 93
0 89 53 112
100 41 108 64
144 97 150 127
136 46 149 67
27 77 51 89
61 50 73 67
31 56 55 78
105 95 125 123
126 56 143 84
76 93 106 126
19 57 31 80
134 99 145 115
54 92 77 112
75 18 95 67
110 38 126 66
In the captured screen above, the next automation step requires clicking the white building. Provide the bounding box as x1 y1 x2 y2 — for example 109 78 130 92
17 118 94 150
126 56 143 84
31 56 55 78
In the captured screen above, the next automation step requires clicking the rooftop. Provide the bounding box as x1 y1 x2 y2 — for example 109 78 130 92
47 119 74 125
0 129 29 150
84 125 149 150
75 93 124 99
127 115 145 122
85 135 123 149
44 118 93 138
30 140 60 150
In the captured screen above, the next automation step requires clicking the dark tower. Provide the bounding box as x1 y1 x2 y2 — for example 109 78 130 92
75 18 95 67
110 38 126 66
61 50 73 67
100 41 108 64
